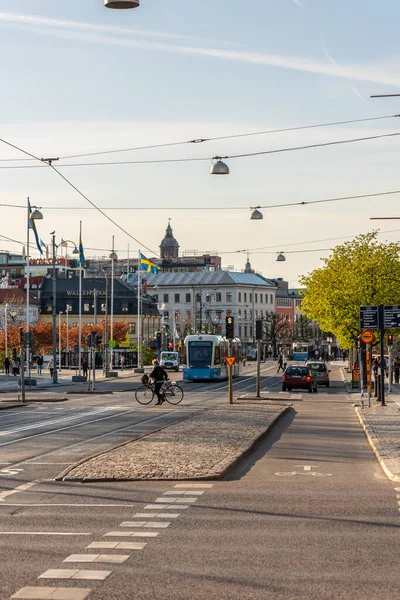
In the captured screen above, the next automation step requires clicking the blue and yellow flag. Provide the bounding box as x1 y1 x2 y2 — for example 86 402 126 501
28 200 43 255
79 237 86 268
140 253 159 274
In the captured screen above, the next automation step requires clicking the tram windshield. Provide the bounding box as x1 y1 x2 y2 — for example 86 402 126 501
188 341 213 368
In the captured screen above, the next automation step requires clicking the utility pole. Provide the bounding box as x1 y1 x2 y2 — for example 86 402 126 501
104 273 110 377
93 289 97 325
19 327 25 403
52 233 58 384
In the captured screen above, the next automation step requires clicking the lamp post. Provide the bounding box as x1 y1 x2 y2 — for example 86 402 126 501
58 311 63 372
109 237 118 371
26 199 43 382
4 302 7 363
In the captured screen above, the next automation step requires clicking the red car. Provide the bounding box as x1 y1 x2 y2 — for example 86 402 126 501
282 365 318 393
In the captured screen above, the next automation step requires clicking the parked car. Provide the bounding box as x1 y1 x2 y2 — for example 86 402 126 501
282 365 318 393
305 361 331 388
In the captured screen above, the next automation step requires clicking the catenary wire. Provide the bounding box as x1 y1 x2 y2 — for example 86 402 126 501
0 131 399 170
0 113 397 162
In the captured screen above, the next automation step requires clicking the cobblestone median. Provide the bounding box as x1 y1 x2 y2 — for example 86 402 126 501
60 404 289 482
356 398 400 482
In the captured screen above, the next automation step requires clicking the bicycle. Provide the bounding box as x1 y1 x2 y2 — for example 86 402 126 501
135 379 184 405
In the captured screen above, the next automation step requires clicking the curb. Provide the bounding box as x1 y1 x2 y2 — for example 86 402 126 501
355 406 400 482
0 403 27 411
56 405 291 483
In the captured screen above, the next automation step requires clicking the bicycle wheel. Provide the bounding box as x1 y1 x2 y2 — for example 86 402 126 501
164 384 184 405
135 385 154 405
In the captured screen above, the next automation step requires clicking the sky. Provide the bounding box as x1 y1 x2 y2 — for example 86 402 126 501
1 0 400 285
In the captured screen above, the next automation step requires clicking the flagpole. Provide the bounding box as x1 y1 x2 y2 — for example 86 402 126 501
127 243 130 278
110 235 115 373
78 221 82 377
26 197 30 381
137 250 141 370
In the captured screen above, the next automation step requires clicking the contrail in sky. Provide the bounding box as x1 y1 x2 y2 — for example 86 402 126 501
0 12 397 87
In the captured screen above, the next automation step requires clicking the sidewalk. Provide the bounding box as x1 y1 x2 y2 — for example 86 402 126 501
342 368 400 482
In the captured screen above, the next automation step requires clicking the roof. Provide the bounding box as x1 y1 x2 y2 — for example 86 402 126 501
140 271 276 288
0 289 39 305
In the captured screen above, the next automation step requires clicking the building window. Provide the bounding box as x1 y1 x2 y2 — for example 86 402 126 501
265 294 268 303
122 302 129 313
84 303 90 312
227 309 232 316
175 311 180 320
153 294 158 303
163 294 169 303
238 309 242 317
270 294 273 304
186 293 191 303
244 293 247 302
255 293 258 303
216 293 222 302
255 310 258 319
238 325 242 337
226 292 232 302
250 326 253 338
244 325 248 337
196 293 201 302
249 293 252 302
174 293 180 303
244 309 247 319
260 310 264 319
101 303 106 312
249 310 253 320
238 292 242 302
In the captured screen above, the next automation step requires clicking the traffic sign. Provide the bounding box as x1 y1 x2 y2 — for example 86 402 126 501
225 356 236 368
108 339 116 348
360 330 375 344
360 306 379 329
384 305 400 328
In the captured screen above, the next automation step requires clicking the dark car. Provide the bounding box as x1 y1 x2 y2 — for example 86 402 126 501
282 365 318 393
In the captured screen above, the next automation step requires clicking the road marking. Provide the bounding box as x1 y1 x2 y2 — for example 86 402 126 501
144 504 189 510
120 521 170 528
295 465 318 471
163 490 204 496
11 587 91 599
39 569 111 581
0 531 92 536
0 408 110 436
0 481 37 501
133 513 180 518
174 483 213 488
103 531 159 538
0 503 140 507
64 554 130 564
88 541 146 550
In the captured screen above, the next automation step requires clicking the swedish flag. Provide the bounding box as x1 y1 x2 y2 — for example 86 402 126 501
28 200 43 255
140 253 159 274
79 237 86 268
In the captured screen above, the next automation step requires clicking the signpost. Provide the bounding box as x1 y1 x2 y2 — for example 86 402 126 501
225 355 236 404
360 306 379 329
225 316 235 405
360 330 375 345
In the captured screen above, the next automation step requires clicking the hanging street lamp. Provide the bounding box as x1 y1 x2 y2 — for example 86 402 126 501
250 207 263 220
105 0 140 8
276 252 286 262
210 157 230 175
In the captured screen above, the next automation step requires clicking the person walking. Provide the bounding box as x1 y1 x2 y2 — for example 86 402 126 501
36 355 43 375
149 359 168 405
4 356 10 376
120 354 125 371
277 354 284 373
82 358 88 378
48 358 54 378
394 358 400 384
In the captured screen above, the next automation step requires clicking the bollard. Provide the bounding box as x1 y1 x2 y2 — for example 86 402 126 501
374 374 378 397
376 374 381 401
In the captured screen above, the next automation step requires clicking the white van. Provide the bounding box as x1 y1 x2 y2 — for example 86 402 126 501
160 351 180 371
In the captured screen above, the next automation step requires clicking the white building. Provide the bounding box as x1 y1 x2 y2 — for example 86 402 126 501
145 271 277 347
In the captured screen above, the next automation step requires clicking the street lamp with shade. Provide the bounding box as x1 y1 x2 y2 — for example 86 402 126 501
109 237 118 371
276 252 286 262
105 0 140 8
26 201 43 383
210 158 230 175
250 208 263 220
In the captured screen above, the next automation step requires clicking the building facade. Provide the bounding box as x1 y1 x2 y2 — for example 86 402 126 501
144 271 277 347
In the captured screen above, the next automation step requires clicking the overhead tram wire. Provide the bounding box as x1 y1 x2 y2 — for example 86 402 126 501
0 113 397 163
0 136 159 257
0 131 399 171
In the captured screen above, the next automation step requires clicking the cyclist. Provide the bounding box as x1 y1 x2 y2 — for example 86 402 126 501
149 359 169 405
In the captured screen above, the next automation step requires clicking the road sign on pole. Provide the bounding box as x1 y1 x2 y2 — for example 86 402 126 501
360 306 379 329
225 356 236 368
360 330 375 344
383 305 400 328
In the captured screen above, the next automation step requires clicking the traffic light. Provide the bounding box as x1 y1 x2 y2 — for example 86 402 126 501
97 333 103 347
256 319 263 341
388 334 394 346
226 316 234 340
12 347 17 361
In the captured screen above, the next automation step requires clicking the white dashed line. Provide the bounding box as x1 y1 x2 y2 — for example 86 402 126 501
174 483 213 488
39 569 111 581
64 554 130 564
133 513 180 518
103 531 159 538
88 541 147 550
120 521 170 528
11 587 91 600
144 504 189 509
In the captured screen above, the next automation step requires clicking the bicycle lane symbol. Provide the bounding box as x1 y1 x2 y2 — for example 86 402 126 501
275 465 332 477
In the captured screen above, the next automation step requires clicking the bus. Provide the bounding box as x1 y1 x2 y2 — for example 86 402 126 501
183 334 242 381
292 342 314 361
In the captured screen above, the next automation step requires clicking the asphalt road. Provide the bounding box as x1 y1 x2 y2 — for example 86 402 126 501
1 363 397 599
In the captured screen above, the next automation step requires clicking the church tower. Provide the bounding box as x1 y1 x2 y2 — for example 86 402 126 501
160 220 180 260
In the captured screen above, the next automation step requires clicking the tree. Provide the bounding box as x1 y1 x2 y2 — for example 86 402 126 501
263 313 287 358
300 232 400 349
294 314 314 342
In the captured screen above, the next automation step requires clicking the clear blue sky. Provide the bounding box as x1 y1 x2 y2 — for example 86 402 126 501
1 0 400 283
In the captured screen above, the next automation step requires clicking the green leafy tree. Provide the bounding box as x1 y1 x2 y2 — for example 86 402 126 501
300 232 400 349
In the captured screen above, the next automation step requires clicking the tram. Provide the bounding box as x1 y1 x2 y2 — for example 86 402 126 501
183 334 242 381
292 342 314 361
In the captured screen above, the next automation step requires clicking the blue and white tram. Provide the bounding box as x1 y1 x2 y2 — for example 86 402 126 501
183 334 242 381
